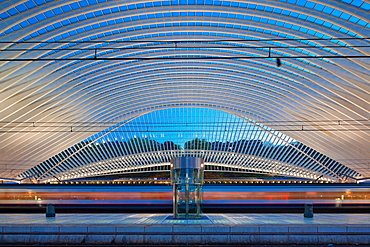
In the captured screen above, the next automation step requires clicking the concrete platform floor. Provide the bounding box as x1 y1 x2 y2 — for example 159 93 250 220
0 213 369 245
1 213 370 225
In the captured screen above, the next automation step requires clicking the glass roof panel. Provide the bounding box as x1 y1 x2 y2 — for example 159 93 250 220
2 0 367 45
360 2 370 10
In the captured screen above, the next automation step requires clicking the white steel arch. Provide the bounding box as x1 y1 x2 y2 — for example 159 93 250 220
20 107 362 183
0 0 369 181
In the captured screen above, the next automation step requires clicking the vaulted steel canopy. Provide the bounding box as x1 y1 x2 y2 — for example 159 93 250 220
0 0 369 181
19 108 361 183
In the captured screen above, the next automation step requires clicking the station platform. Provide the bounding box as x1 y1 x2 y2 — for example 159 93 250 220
1 213 369 245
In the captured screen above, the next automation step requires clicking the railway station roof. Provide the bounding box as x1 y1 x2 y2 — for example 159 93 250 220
0 0 369 182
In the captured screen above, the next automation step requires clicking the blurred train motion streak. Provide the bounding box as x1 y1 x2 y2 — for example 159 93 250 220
0 184 369 213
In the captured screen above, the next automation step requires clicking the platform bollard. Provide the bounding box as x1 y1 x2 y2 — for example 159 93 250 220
46 203 55 217
304 203 313 218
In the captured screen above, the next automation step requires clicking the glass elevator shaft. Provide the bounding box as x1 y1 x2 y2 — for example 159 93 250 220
171 157 204 218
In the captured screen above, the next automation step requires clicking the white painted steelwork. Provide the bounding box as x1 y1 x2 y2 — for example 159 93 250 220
0 0 369 181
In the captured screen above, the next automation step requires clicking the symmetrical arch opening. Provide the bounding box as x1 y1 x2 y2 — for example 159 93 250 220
20 107 361 183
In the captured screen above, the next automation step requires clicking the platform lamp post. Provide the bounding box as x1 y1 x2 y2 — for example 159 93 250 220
171 157 204 218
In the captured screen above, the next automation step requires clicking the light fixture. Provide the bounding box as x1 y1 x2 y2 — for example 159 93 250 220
276 58 282 67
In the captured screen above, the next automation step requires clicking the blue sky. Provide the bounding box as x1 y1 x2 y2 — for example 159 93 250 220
88 107 295 148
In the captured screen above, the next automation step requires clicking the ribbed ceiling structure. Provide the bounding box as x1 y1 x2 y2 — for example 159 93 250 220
0 0 369 182
20 108 360 182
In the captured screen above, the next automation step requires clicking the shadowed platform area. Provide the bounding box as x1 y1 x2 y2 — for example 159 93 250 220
0 213 369 245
